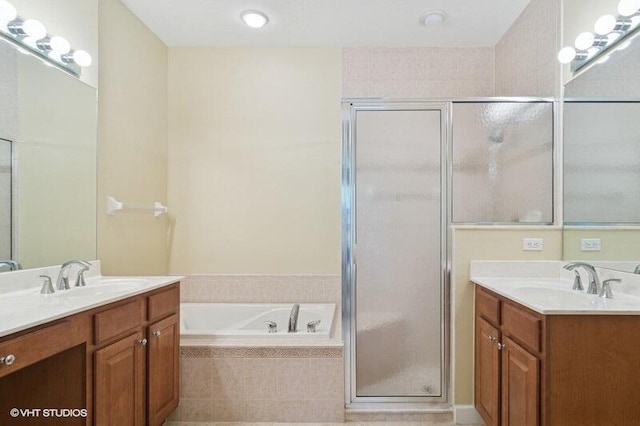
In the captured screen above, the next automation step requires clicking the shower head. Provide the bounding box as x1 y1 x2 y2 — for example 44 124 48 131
489 128 504 144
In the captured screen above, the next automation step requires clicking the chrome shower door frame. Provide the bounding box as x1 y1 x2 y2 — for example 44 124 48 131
341 100 451 407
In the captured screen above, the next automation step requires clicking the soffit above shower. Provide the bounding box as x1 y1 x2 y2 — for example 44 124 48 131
119 0 530 48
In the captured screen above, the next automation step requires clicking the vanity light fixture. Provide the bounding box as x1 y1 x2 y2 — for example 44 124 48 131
619 0 640 16
558 0 640 72
240 10 269 29
0 0 91 76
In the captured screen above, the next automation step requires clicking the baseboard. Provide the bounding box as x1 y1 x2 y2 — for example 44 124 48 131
454 405 484 424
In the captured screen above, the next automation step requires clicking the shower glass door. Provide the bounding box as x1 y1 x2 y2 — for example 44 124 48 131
343 102 448 404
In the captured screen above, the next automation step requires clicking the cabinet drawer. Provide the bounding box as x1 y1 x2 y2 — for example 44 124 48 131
502 302 541 353
0 321 78 378
476 287 501 325
94 299 144 345
148 285 179 322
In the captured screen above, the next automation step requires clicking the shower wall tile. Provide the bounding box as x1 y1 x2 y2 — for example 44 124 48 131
171 347 344 422
342 47 495 98
494 0 561 97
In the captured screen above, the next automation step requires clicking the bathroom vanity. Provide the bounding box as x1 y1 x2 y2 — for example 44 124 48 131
473 278 640 426
0 276 180 426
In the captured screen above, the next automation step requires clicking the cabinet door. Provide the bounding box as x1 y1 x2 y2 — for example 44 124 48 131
501 336 539 426
95 331 146 426
475 316 500 426
147 314 179 426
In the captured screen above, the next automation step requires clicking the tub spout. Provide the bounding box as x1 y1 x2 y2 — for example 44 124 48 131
288 303 300 333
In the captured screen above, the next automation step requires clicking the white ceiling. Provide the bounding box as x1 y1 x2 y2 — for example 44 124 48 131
120 0 531 48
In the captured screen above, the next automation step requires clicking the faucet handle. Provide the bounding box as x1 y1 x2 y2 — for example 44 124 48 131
75 269 88 287
264 321 278 333
600 279 621 299
572 270 584 291
307 320 321 333
39 275 55 294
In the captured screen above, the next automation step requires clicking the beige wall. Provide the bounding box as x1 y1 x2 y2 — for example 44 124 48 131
11 0 98 88
452 228 563 404
343 47 495 98
495 0 561 97
96 0 169 275
167 48 342 274
563 229 640 261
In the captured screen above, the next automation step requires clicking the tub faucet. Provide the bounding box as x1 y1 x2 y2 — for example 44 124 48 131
634 264 640 274
56 260 91 290
564 262 600 295
0 260 21 271
288 303 300 333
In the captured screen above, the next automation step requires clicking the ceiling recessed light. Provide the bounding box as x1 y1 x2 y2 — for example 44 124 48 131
241 10 268 29
422 10 447 26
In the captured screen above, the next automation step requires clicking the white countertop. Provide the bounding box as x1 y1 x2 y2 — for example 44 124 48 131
471 275 640 315
0 272 183 339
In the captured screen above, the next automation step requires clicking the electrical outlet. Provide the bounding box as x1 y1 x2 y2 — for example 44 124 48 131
523 238 544 251
581 238 601 251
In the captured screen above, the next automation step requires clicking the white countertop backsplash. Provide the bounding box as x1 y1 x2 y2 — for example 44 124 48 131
0 261 183 338
470 260 640 314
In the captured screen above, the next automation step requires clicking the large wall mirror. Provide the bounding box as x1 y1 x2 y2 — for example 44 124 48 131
0 39 97 272
562 23 640 271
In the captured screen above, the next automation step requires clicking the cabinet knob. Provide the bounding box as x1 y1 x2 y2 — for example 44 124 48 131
153 330 161 337
488 336 496 342
497 343 506 351
0 354 16 366
139 338 148 346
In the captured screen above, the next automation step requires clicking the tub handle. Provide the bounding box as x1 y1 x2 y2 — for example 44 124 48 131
264 321 278 333
307 320 321 333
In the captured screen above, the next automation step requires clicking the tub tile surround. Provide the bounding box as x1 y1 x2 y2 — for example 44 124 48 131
180 274 341 304
174 274 344 422
170 351 344 423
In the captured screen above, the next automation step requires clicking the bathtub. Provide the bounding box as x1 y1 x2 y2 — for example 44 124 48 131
180 303 336 339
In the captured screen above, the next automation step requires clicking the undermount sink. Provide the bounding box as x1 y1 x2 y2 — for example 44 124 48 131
53 278 151 298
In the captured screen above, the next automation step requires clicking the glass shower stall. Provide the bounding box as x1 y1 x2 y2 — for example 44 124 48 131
342 99 554 407
342 102 449 405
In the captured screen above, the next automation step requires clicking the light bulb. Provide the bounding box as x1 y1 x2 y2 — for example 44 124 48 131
608 32 622 43
22 19 46 39
22 36 37 48
618 0 640 16
617 39 632 50
240 10 268 28
557 46 576 64
575 32 595 50
49 36 70 54
72 49 91 67
595 14 617 35
0 0 16 22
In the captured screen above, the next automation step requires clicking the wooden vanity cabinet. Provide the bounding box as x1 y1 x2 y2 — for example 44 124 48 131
0 282 180 426
91 284 180 426
475 285 640 426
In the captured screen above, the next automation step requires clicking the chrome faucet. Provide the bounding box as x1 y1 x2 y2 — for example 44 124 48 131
0 260 21 271
634 264 640 274
56 260 91 290
288 303 300 333
564 262 600 295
